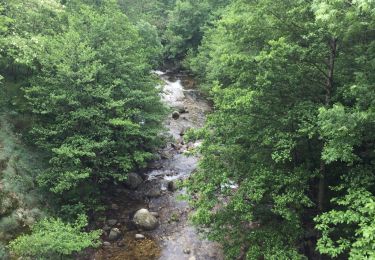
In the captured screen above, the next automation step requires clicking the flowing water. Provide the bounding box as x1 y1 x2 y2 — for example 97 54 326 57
91 71 223 260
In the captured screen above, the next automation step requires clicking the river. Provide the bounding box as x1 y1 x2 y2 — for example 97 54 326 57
92 71 223 260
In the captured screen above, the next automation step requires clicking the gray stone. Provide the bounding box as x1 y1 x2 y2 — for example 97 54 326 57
183 248 191 254
103 225 111 232
117 241 125 247
150 212 159 218
133 208 158 230
135 234 145 240
108 219 117 226
176 105 187 114
111 203 119 210
140 181 162 198
160 150 172 159
124 172 143 190
103 241 111 246
108 228 121 241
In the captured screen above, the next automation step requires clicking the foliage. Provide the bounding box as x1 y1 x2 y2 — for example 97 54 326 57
164 0 209 60
1 0 374 258
0 118 45 258
0 0 166 254
118 0 176 32
15 0 166 211
163 0 230 63
9 214 101 259
185 0 375 258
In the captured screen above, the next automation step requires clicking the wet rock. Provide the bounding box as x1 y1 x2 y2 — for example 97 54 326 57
146 187 161 197
171 143 182 150
107 219 117 226
140 181 162 198
149 160 163 169
117 240 125 247
150 212 159 218
103 225 111 232
133 209 158 230
124 172 143 190
111 203 119 210
172 111 180 120
103 241 111 246
135 234 145 240
168 180 179 191
176 105 188 114
183 248 191 254
160 150 172 159
108 228 121 241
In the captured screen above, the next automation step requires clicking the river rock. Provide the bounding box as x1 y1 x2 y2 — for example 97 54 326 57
140 181 162 198
107 219 117 226
133 209 158 230
135 234 145 240
168 180 179 191
124 172 143 190
160 150 172 159
117 241 125 247
146 186 161 197
108 228 121 241
150 212 159 218
111 203 119 210
176 105 187 114
172 111 180 120
103 225 111 232
183 248 191 254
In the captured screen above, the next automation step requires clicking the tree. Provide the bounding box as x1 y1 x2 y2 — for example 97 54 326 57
118 0 176 31
312 0 375 258
164 0 210 61
0 3 12 83
24 0 165 212
163 0 230 65
185 0 375 258
9 214 101 259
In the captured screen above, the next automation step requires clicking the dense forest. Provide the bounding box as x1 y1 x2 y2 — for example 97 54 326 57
0 0 374 259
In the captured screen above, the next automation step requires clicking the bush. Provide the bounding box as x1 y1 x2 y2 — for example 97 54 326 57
9 214 101 259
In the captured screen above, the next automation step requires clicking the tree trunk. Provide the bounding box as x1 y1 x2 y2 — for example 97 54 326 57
318 37 337 212
318 162 325 211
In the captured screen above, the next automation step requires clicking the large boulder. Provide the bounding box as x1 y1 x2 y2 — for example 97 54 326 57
124 172 143 190
133 209 158 230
